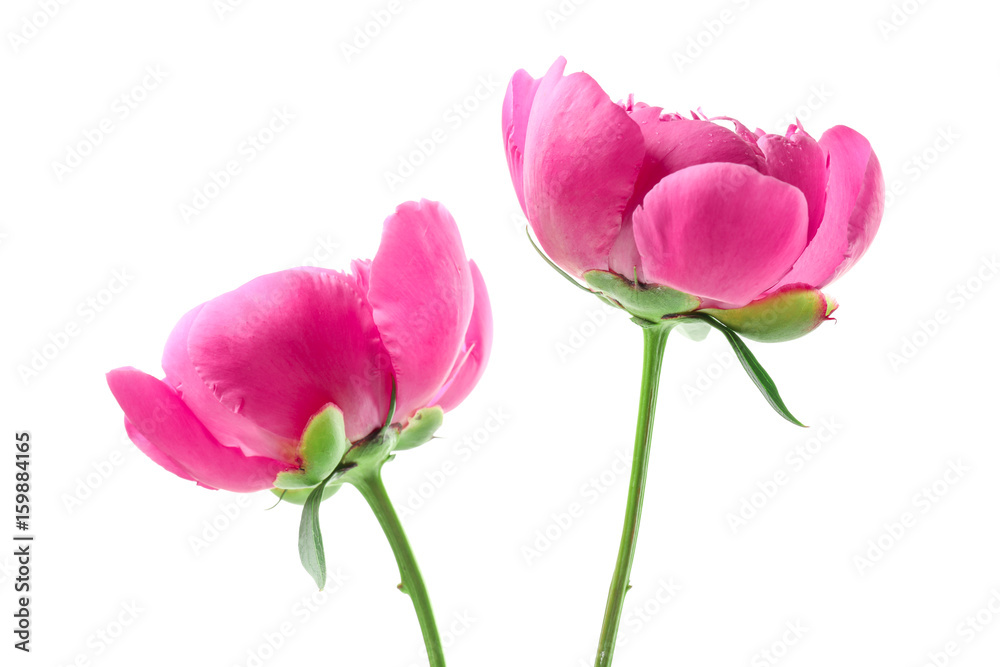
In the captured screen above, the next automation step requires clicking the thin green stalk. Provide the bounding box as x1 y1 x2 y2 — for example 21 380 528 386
354 465 445 667
594 323 671 667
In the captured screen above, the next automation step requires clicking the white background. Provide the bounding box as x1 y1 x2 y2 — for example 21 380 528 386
2 0 999 665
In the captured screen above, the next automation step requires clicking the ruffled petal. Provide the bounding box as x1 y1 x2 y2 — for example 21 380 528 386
521 58 646 278
757 128 828 244
107 368 291 492
771 125 884 290
124 418 197 483
502 67 545 216
188 269 392 443
633 163 809 307
161 304 298 464
350 258 372 294
608 217 646 282
430 260 493 413
368 200 474 420
624 111 766 214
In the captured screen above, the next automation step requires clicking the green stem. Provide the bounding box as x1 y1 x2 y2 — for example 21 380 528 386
594 323 671 667
354 465 446 667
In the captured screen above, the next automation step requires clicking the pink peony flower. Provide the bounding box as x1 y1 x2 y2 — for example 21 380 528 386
107 200 491 493
503 57 883 333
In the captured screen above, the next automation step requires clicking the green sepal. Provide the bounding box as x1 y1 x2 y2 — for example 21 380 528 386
584 270 700 321
274 404 350 490
271 482 343 506
700 287 836 343
341 427 398 471
395 406 443 452
687 313 806 427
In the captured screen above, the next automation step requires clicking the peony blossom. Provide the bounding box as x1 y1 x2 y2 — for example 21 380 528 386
503 57 883 339
107 200 492 493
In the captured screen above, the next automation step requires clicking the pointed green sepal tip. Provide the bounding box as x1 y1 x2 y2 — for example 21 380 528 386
274 404 350 490
395 406 444 452
584 270 700 322
700 286 835 343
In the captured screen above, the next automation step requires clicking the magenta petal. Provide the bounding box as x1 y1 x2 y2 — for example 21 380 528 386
502 67 545 216
107 368 291 492
522 58 646 278
162 304 298 464
633 163 809 307
772 125 884 290
350 258 372 294
625 114 766 214
188 269 392 443
431 260 493 413
608 217 646 282
757 130 828 244
124 418 198 484
368 200 474 420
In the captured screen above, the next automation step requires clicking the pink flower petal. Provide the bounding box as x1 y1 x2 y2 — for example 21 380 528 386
124 418 198 484
522 58 646 278
757 129 828 244
162 303 299 464
502 67 545 216
624 112 766 215
633 162 809 307
431 260 493 413
771 125 884 290
350 258 372 294
368 200 474 421
107 368 291 492
608 217 646 282
188 269 392 443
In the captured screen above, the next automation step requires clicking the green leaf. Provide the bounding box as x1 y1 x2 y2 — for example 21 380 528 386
688 314 806 427
584 270 700 322
298 470 339 590
395 406 443 451
275 404 350 490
